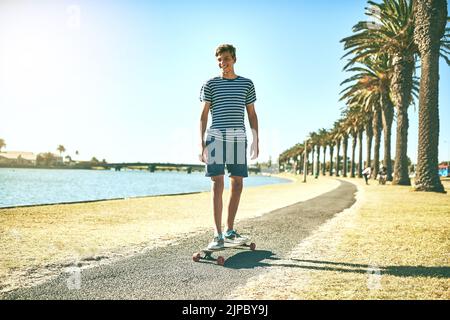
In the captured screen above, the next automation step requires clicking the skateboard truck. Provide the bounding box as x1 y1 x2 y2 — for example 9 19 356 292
192 242 256 266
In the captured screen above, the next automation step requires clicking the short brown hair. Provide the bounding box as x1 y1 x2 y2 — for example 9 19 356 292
215 44 236 60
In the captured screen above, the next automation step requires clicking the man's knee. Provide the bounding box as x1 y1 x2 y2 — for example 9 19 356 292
211 175 224 188
230 177 243 191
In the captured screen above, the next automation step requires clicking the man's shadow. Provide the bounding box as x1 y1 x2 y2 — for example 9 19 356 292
224 251 450 279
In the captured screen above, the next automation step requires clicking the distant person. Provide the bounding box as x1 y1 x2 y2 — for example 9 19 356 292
198 44 259 250
378 166 387 185
362 166 372 185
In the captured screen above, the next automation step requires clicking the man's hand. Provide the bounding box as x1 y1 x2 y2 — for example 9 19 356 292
246 103 259 161
199 142 208 163
250 140 259 160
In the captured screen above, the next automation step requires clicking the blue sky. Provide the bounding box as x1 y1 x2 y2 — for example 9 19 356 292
0 0 449 164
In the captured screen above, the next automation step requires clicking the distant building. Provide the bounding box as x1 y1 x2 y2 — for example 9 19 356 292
36 152 64 165
438 163 449 177
0 151 37 165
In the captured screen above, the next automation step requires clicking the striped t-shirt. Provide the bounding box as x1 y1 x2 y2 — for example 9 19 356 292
199 76 256 142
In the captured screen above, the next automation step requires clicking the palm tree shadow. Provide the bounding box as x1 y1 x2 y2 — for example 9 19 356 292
224 254 450 279
289 259 450 279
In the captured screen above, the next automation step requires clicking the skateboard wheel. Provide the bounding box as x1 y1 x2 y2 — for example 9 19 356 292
250 242 256 251
192 252 201 262
217 256 225 266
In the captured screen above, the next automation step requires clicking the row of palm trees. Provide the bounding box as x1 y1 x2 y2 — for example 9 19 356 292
279 0 449 193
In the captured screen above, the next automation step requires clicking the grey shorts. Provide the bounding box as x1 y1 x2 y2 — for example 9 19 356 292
204 135 248 178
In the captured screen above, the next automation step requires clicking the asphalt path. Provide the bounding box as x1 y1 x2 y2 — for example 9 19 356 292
4 179 357 300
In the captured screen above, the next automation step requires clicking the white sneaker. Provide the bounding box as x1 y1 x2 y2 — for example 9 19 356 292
224 230 248 245
207 235 225 250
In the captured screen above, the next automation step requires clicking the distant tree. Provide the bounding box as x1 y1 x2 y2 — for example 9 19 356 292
91 157 99 164
0 139 5 152
57 145 66 157
37 152 57 166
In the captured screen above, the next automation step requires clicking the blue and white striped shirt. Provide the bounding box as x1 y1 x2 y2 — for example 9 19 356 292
200 76 256 142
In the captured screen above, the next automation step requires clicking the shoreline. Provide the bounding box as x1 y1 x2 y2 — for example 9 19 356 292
0 173 338 294
0 171 291 210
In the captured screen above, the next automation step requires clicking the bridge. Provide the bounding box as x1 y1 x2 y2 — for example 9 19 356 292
94 162 261 174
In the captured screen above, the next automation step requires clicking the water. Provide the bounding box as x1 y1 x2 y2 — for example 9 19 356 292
0 168 290 208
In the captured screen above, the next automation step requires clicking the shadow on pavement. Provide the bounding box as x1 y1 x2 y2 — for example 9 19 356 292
225 254 450 279
224 250 277 269
288 259 450 279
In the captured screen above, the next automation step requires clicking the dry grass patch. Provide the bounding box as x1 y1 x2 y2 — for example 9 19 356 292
230 177 449 300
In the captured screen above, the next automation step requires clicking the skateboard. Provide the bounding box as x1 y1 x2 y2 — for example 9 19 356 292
192 241 256 266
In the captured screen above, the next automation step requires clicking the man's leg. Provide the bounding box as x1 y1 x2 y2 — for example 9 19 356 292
226 175 243 232
211 175 224 235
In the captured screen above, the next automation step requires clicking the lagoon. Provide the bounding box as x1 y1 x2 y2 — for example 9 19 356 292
0 168 289 208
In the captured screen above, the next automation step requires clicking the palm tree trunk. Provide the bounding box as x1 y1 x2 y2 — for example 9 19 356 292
322 145 327 176
336 139 341 177
315 145 320 178
372 108 382 179
381 94 394 181
413 0 446 192
351 133 357 178
329 144 334 176
358 129 363 178
311 145 315 176
314 144 320 178
366 118 373 174
342 136 348 177
391 54 414 186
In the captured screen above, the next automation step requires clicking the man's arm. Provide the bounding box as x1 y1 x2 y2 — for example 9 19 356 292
199 101 211 162
246 103 259 159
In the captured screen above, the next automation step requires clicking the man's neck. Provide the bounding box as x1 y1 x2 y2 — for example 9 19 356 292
221 70 238 79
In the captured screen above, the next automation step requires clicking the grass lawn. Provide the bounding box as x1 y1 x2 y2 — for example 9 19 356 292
230 177 450 300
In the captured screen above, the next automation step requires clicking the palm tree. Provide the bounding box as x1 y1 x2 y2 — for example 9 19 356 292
372 101 383 178
0 139 5 152
381 85 394 181
328 131 336 176
343 106 365 178
365 116 373 172
350 128 357 178
332 121 344 176
309 132 319 177
340 51 396 180
313 129 325 177
413 0 449 192
320 130 329 176
341 0 419 185
341 125 349 178
57 145 66 157
357 126 364 177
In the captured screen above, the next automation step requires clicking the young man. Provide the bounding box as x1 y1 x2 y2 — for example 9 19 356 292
198 44 259 250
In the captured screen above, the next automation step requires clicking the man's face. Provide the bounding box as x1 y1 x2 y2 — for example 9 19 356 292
216 51 236 74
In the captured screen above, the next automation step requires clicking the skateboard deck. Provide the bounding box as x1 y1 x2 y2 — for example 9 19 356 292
192 241 256 266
